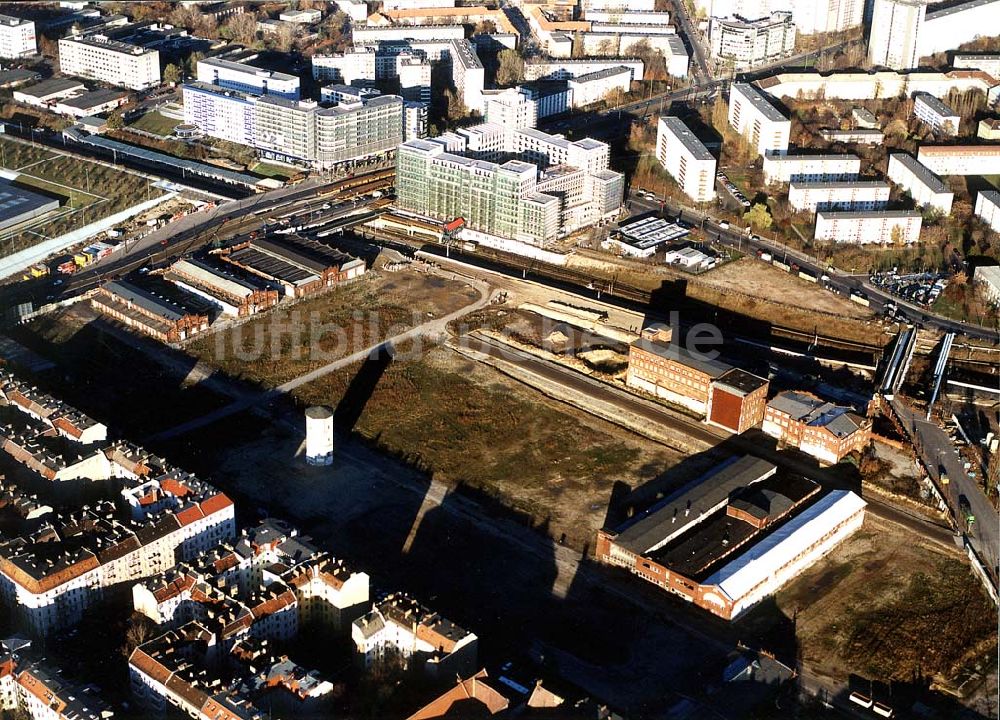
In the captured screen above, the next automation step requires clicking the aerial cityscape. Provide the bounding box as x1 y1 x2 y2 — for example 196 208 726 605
0 0 997 718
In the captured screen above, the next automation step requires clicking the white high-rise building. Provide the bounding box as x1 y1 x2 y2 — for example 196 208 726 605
0 15 35 58
709 12 796 69
762 153 860 184
694 0 862 34
867 0 1000 70
403 101 429 139
912 92 960 136
788 180 891 212
197 56 300 100
312 48 377 86
58 35 160 90
917 145 1000 176
974 190 1000 233
655 116 717 203
728 82 790 156
484 87 538 129
183 82 256 146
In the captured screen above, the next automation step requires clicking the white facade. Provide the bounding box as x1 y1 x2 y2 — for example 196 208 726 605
337 0 370 22
693 0 863 34
788 181 891 212
913 92 960 136
814 210 922 244
0 15 35 58
886 152 953 214
449 38 485 114
567 66 632 107
953 53 1000 77
585 9 671 22
383 0 454 8
58 35 160 90
586 0 656 10
974 190 1000 233
351 24 465 42
524 58 645 82
655 116 717 203
917 145 1000 176
728 82 790 156
709 12 795 69
974 264 1000 306
280 8 322 23
398 56 431 103
484 88 538 129
313 48 377 85
403 100 428 139
305 406 334 466
762 153 860 184
757 69 1000 101
183 82 256 146
868 0 1000 70
197 57 300 100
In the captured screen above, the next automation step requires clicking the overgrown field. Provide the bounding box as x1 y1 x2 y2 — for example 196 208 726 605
0 137 166 258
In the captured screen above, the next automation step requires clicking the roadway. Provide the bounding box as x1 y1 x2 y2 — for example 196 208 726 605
626 191 1000 343
668 0 712 83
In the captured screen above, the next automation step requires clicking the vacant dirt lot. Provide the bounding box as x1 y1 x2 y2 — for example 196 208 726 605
184 268 480 387
291 346 689 547
743 515 997 709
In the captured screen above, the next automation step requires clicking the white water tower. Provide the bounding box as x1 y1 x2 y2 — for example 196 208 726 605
305 406 334 466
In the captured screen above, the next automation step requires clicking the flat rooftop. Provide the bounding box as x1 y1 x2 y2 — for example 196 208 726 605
648 473 819 580
816 209 923 219
914 92 958 117
200 55 297 83
612 456 777 554
631 337 732 378
15 77 85 98
732 82 788 123
619 216 690 249
788 180 890 190
659 116 714 161
715 367 768 395
0 183 59 231
926 0 1000 20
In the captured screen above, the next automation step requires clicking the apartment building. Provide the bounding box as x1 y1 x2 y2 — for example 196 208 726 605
655 117 717 203
814 209 922 244
312 48 377 85
625 324 768 431
397 55 432 103
0 373 107 445
974 263 1000 305
353 592 478 679
728 82 790 156
975 190 1000 233
92 280 209 343
868 0 1000 70
953 53 1000 78
978 119 1000 140
886 152 953 214
0 15 35 58
566 66 632 107
693 0 863 35
762 391 872 464
757 68 1000 102
383 0 456 9
819 128 884 145
913 92 960 136
196 56 300 100
58 35 159 90
917 145 1000 176
484 87 538 129
709 12 796 69
787 180 891 212
0 657 113 720
524 58 645 82
404 100 429 139
351 24 465 43
762 153 860 184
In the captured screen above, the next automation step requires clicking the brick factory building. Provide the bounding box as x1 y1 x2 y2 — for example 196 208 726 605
596 455 866 620
165 258 279 318
762 391 872 464
219 235 365 298
92 280 209 343
625 324 769 432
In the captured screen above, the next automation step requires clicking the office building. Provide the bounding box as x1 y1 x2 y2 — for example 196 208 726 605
728 82 790 156
58 34 159 90
655 117 717 203
974 190 1000 233
913 92 960 136
197 56 300 100
886 152 953 214
397 55 432 103
395 127 623 247
814 209 922 244
762 391 872 464
0 15 35 58
484 87 538 129
917 145 1000 175
788 180 891 212
709 12 795 69
404 100 429 139
762 153 860 183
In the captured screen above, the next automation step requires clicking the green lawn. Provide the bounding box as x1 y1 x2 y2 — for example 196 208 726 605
250 161 295 180
982 175 1000 191
129 111 180 137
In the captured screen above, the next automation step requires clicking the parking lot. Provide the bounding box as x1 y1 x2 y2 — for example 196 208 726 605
870 271 948 306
